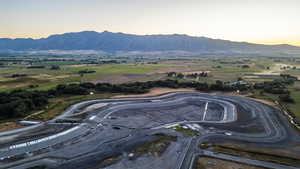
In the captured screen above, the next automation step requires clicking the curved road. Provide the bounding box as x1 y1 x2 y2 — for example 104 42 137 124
0 92 299 169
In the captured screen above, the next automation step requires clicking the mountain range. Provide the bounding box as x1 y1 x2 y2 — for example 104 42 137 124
1 31 300 56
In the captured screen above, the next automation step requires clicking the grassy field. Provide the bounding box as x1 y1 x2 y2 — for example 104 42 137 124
0 63 168 91
172 125 199 136
287 82 300 118
131 133 177 156
249 89 300 125
0 57 279 92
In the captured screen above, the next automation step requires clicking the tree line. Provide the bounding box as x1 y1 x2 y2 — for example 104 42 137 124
167 72 208 79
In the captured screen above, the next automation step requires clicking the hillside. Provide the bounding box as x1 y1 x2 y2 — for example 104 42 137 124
1 31 300 56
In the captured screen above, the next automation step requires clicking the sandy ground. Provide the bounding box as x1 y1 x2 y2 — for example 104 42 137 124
0 122 24 132
248 97 277 107
83 103 109 112
196 157 267 169
229 93 277 107
24 110 45 120
112 88 196 98
294 146 300 151
32 74 74 80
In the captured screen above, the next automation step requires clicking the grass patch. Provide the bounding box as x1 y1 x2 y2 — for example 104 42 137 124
132 133 177 157
195 157 267 169
92 155 122 169
0 122 25 132
172 125 199 136
286 84 300 120
28 93 114 121
201 143 300 167
249 87 300 129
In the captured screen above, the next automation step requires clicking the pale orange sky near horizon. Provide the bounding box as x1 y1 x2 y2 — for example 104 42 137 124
1 0 300 46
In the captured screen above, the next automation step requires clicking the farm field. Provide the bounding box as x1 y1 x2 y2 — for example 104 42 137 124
0 57 276 91
0 63 168 91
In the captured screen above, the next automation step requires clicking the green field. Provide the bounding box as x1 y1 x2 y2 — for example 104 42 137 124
0 63 168 91
0 57 278 92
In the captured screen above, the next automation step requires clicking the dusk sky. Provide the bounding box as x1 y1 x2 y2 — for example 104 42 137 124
1 0 300 46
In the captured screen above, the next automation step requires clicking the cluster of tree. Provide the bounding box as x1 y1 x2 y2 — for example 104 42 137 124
147 62 158 64
254 81 288 94
280 66 297 70
78 69 96 74
280 74 297 84
170 72 184 78
167 72 208 79
0 90 48 119
254 75 297 95
50 65 60 70
279 94 295 103
9 74 27 78
210 80 250 92
241 65 250 69
27 65 46 69
212 65 222 69
51 84 91 95
28 84 39 88
219 61 246 64
98 60 119 64
186 72 208 78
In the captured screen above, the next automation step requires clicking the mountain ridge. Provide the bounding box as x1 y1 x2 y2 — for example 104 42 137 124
1 31 300 56
2 31 298 47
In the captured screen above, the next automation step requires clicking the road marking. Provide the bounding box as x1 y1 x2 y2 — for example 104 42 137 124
203 102 209 121
6 126 81 151
89 116 96 120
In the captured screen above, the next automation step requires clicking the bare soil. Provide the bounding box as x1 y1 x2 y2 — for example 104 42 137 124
0 122 24 132
196 157 268 169
94 73 165 84
230 93 277 107
205 143 300 167
112 88 196 98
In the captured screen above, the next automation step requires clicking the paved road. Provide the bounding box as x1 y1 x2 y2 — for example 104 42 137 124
0 92 299 169
201 150 299 169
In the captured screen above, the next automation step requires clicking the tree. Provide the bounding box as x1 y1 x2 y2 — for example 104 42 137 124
279 94 295 103
50 65 60 70
242 65 250 69
176 73 184 79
